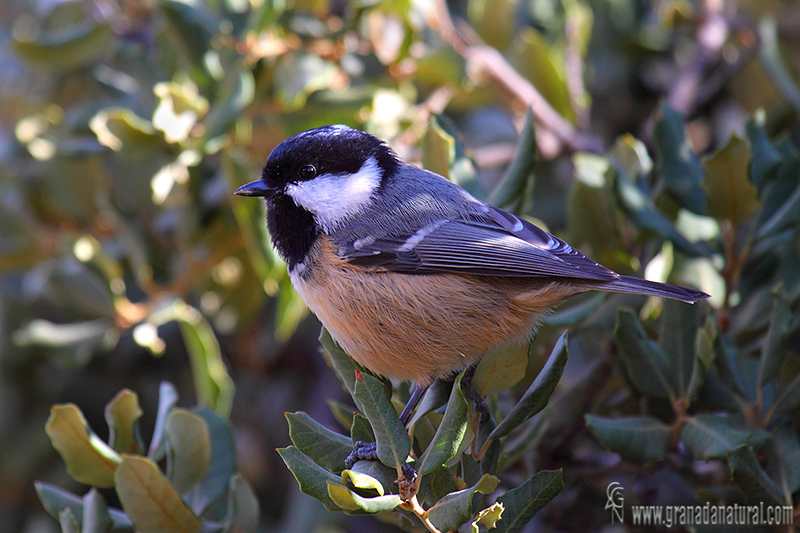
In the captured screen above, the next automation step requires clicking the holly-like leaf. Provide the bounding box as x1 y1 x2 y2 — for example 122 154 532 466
46 404 121 488
278 446 345 512
614 308 676 399
585 415 672 463
681 414 770 460
165 409 211 494
490 332 569 440
286 411 353 473
222 474 260 533
494 470 563 533
757 291 792 387
702 135 759 225
653 104 707 214
489 108 537 215
418 372 469 474
473 340 530 397
115 455 202 533
35 482 133 531
427 474 499 532
104 389 143 455
728 445 784 506
353 374 411 468
326 481 401 513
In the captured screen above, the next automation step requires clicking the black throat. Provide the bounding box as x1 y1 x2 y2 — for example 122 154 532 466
265 194 319 271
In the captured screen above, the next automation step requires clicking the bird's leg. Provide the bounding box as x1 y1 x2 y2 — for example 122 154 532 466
399 384 429 426
345 384 429 470
461 364 490 421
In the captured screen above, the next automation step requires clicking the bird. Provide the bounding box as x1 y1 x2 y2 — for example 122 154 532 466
235 124 709 422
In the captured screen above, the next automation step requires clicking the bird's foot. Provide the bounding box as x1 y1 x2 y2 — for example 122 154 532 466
345 440 378 469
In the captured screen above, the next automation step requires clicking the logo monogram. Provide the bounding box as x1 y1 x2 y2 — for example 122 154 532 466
605 482 624 523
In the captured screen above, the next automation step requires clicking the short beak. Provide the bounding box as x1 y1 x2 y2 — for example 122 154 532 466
234 179 276 198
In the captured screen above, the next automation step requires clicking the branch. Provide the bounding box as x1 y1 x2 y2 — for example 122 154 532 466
428 0 604 155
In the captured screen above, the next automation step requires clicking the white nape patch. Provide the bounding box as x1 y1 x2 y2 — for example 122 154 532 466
286 157 382 232
398 220 448 252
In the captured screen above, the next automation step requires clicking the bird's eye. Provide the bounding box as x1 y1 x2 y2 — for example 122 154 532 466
300 164 317 180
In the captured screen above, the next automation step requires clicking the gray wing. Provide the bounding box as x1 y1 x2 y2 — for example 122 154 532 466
342 205 620 281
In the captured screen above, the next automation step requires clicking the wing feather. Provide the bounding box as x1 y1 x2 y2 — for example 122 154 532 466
343 205 619 282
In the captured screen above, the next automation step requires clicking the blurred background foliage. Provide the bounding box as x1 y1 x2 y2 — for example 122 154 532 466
2 0 800 530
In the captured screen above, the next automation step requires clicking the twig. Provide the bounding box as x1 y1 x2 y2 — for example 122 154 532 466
428 0 604 155
400 495 442 533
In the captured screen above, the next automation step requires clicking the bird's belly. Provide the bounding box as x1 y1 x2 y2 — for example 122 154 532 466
290 241 554 385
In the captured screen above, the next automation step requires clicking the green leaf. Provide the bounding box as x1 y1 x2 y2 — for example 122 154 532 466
35 482 133 531
184 407 237 515
473 339 530 398
612 166 706 257
45 404 122 488
353 373 411 468
468 0 517 49
14 19 115 69
728 445 784 506
687 314 717 399
755 138 800 227
60 507 80 533
489 332 569 440
702 135 759 224
681 414 770 460
278 446 345 512
342 462 393 496
512 29 575 122
494 470 563 533
658 299 698 398
165 409 211 494
115 455 202 533
418 372 469 474
745 110 783 192
326 481 402 513
614 308 675 399
350 413 375 445
768 425 800 495
472 502 505 532
757 291 792 387
105 389 143 455
148 382 179 461
489 108 537 215
176 302 235 417
771 372 800 415
82 489 112 533
222 474 260 533
421 116 454 179
427 474 499 532
653 104 707 214
286 411 353 473
585 415 672 462
320 327 364 397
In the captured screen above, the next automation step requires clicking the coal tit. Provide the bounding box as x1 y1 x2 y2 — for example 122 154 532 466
235 125 708 401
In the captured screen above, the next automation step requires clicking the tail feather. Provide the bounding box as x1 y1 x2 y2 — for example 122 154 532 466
605 275 710 304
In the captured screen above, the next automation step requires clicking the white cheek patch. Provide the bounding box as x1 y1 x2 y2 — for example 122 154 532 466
286 157 382 232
